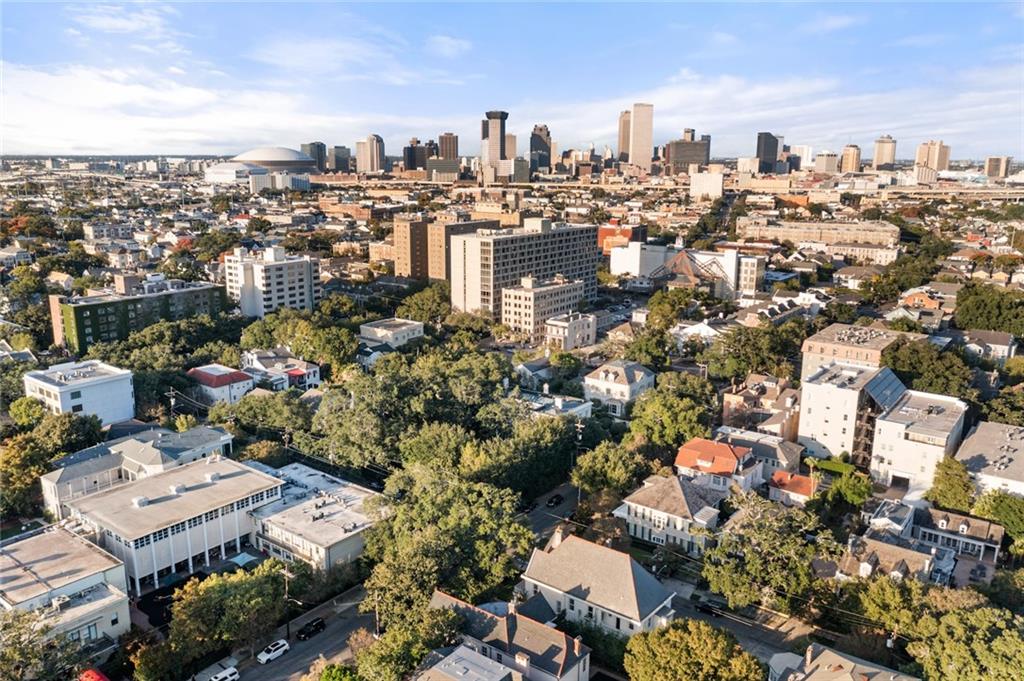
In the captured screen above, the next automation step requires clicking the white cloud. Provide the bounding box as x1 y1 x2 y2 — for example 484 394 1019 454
167 66 186 76
798 14 865 34
425 35 471 58
69 4 176 34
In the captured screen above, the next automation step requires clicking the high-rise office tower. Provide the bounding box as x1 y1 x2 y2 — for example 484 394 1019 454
617 110 631 162
439 132 459 160
840 145 862 173
425 139 439 159
682 128 696 142
403 138 424 170
985 156 1011 178
665 129 711 174
915 140 950 171
300 142 327 172
755 133 780 173
790 145 813 168
327 146 351 172
530 124 552 171
356 134 385 173
814 151 839 173
873 135 897 170
627 103 654 172
505 134 517 159
481 111 508 167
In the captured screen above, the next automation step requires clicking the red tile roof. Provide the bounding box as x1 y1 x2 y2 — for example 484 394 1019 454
769 470 815 498
675 438 749 476
187 367 253 388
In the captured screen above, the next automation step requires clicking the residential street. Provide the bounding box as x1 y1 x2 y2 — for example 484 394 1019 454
238 586 374 681
525 482 579 540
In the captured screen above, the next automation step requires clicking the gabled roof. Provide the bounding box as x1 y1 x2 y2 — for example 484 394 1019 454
769 470 815 498
623 475 725 519
585 359 653 386
675 438 750 476
522 535 673 622
429 591 588 678
187 365 253 388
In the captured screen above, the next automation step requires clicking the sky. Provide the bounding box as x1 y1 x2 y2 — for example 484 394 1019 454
2 2 1023 159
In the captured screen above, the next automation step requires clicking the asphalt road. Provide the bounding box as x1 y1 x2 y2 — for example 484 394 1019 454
525 482 579 540
671 593 808 663
240 588 374 681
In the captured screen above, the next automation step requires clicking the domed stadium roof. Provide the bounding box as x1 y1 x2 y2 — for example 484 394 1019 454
233 146 314 163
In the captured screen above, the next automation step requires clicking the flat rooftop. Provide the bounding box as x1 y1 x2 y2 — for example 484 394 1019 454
879 390 966 437
68 458 281 540
956 421 1024 483
803 323 925 350
248 462 376 548
421 646 513 681
360 317 422 331
0 527 122 607
24 360 131 388
805 363 881 390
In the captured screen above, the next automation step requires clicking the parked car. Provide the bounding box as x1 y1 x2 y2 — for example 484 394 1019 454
256 639 290 664
546 493 565 508
209 668 239 681
296 617 326 641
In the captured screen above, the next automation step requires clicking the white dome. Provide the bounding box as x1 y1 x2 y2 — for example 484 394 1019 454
233 146 314 162
211 161 267 173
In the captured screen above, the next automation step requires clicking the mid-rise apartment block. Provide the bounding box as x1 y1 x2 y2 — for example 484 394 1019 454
955 422 1024 497
49 274 229 354
23 360 134 425
800 323 926 381
224 246 321 318
427 219 498 280
392 215 430 278
359 318 424 347
736 217 900 248
501 276 585 345
449 218 598 317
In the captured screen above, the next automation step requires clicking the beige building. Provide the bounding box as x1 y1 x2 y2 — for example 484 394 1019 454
450 218 598 317
985 156 1011 178
825 242 900 265
545 312 597 350
617 110 631 161
840 145 862 173
0 527 131 650
873 135 897 170
393 215 430 278
915 140 950 171
368 239 395 262
736 217 900 247
627 103 654 172
426 219 498 280
814 151 839 173
501 277 585 345
800 323 926 381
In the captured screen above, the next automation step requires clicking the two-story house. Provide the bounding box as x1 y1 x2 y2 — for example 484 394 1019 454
614 475 725 555
241 347 321 391
674 438 764 494
582 360 655 418
520 533 674 636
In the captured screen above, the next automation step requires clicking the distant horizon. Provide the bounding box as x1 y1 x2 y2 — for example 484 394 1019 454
3 2 1022 158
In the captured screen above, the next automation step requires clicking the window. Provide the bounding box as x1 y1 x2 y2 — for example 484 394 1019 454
70 390 82 399
569 598 575 611
111 613 119 626
72 405 84 413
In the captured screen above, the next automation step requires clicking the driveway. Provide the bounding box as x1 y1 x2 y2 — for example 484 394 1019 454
240 586 373 681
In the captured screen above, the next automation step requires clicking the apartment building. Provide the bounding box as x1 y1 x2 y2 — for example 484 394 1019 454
392 215 430 278
427 219 498 281
686 249 766 299
0 527 130 651
23 360 135 425
501 277 585 345
870 390 968 502
614 475 725 555
66 458 283 594
545 312 597 350
83 223 136 240
736 217 900 248
50 276 229 354
799 323 926 381
449 218 598 317
223 246 321 318
41 425 233 519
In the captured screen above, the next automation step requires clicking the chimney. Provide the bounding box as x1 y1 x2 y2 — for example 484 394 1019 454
550 526 565 550
805 643 815 668
515 652 530 669
543 382 550 395
573 635 582 656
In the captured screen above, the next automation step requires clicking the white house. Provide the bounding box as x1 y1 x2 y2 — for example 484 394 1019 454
358 317 424 348
0 527 130 652
582 360 655 417
187 364 255 405
614 475 725 555
521 534 675 636
242 347 321 391
23 360 135 425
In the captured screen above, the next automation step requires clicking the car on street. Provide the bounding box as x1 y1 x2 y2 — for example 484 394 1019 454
296 617 326 641
546 493 565 508
256 639 290 664
694 603 720 616
517 499 538 514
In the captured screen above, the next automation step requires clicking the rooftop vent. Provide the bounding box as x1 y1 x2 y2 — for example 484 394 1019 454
132 496 149 508
169 484 186 496
205 472 220 483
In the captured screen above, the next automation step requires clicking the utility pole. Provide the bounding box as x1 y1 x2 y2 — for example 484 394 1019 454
282 567 295 640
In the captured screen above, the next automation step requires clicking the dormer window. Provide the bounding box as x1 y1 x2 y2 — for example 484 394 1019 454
959 523 969 535
938 519 947 529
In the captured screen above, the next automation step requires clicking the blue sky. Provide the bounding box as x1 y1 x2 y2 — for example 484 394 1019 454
2 2 1022 159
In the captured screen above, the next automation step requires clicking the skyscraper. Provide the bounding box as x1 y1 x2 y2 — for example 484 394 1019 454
627 103 654 172
665 129 711 174
814 151 839 173
356 134 385 173
300 142 327 172
915 140 950 171
481 111 508 168
873 135 897 170
985 156 1011 178
840 145 862 173
755 133 780 173
439 132 459 160
617 110 631 162
505 134 517 159
530 124 552 171
425 139 439 159
327 146 351 172
403 138 427 170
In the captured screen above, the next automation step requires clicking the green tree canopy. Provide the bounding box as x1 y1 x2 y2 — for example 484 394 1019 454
396 282 451 327
881 337 978 403
624 618 763 681
571 441 650 495
0 608 86 681
925 456 975 512
9 396 45 429
906 607 1024 681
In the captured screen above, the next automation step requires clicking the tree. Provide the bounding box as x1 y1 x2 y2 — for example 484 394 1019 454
624 618 763 681
628 373 716 453
983 388 1024 426
240 440 290 468
881 337 978 403
174 413 198 433
977 568 1024 615
130 640 179 681
0 608 86 681
697 322 806 380
925 456 975 512
703 492 838 610
397 422 474 471
828 470 872 507
645 289 694 332
571 441 649 495
9 396 45 429
396 283 451 327
623 330 671 370
954 284 1024 337
906 607 1024 681
972 490 1024 555
355 608 459 681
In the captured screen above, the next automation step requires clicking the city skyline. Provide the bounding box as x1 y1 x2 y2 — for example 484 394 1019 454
2 2 1023 158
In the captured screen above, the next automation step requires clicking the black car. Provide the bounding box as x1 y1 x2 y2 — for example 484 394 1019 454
694 603 720 616
546 494 565 508
296 617 326 640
